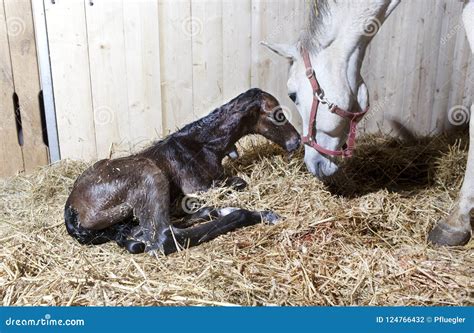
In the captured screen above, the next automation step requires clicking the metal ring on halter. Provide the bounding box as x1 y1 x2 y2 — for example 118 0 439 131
314 89 337 112
315 89 325 103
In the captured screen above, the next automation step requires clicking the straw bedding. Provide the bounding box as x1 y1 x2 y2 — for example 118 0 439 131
0 133 472 306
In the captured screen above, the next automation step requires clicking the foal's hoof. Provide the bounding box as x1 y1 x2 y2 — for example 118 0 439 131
228 177 247 191
428 222 471 246
260 210 281 225
124 239 146 254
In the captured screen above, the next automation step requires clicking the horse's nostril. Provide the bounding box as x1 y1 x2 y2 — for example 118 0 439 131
288 92 297 103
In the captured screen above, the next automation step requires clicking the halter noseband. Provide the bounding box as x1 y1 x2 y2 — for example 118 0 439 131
300 47 369 158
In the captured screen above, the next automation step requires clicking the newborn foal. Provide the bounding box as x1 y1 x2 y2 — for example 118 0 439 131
65 88 300 255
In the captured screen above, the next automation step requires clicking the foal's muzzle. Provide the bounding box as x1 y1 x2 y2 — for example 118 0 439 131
285 137 301 153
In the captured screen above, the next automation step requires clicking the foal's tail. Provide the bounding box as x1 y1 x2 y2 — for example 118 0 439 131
64 205 145 253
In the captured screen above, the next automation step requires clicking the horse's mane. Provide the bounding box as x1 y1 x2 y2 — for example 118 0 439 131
301 0 330 51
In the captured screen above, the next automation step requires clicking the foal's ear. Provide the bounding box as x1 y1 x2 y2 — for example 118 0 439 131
260 41 298 60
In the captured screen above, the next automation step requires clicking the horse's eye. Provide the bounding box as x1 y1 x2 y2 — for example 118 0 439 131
288 92 297 103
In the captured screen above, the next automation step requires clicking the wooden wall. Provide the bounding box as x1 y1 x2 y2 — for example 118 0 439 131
361 0 474 135
44 0 472 162
2 0 473 169
0 0 49 177
43 0 308 160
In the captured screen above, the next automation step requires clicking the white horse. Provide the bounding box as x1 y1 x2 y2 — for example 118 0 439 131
263 0 473 246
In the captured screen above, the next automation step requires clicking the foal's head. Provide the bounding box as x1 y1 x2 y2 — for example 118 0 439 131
246 89 300 153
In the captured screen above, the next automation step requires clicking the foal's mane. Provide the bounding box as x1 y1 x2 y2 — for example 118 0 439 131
176 88 262 136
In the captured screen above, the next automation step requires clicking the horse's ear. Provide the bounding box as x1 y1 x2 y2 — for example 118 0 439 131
260 41 298 60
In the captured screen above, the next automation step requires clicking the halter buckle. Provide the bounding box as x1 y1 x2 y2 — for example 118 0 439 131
327 103 336 113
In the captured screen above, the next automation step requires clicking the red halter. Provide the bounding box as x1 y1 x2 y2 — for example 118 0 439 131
300 47 369 158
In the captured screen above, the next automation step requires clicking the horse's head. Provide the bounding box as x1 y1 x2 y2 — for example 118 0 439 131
247 89 301 153
261 42 369 178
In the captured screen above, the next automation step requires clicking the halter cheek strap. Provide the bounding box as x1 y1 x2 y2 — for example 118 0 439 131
300 47 369 158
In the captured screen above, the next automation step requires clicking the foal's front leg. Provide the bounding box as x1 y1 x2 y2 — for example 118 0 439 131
173 206 242 228
223 176 248 191
125 167 173 254
210 176 248 191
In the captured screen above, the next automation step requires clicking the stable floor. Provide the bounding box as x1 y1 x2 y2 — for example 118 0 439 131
0 133 472 306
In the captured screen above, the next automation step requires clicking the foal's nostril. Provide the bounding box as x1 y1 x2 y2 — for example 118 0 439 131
286 137 301 152
288 93 297 103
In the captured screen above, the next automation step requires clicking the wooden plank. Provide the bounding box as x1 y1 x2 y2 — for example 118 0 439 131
123 0 163 148
413 1 443 135
362 0 399 134
251 0 304 129
191 0 223 117
250 0 264 88
446 1 473 130
44 0 97 160
86 0 131 158
4 0 48 171
432 1 463 132
158 0 193 134
32 0 60 162
380 1 406 134
0 0 24 177
382 0 427 135
277 0 305 130
398 1 422 134
222 0 251 102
